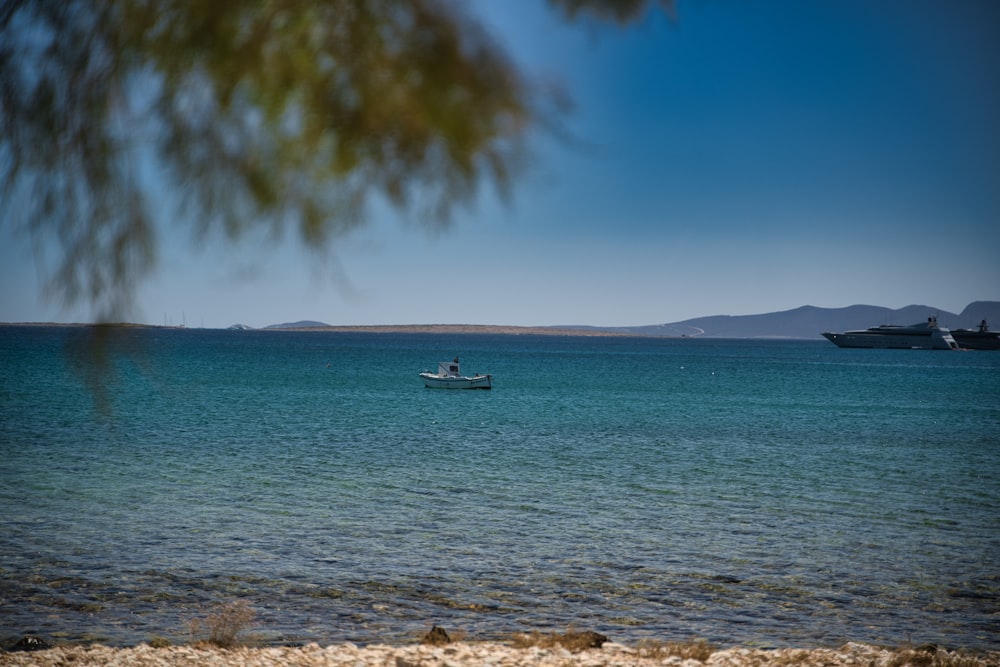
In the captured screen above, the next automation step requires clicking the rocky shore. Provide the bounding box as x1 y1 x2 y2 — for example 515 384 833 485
3 641 998 667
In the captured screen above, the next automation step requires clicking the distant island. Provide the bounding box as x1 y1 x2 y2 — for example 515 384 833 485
6 301 997 339
607 300 1000 339
253 301 999 340
256 322 629 336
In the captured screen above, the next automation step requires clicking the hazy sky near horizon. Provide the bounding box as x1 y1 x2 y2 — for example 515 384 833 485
3 0 999 328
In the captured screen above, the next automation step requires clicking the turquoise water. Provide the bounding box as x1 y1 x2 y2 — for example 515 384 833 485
1 326 998 649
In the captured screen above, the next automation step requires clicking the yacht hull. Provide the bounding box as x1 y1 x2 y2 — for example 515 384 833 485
822 330 958 350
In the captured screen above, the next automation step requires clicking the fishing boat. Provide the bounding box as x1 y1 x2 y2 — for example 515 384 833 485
420 358 492 389
822 316 959 350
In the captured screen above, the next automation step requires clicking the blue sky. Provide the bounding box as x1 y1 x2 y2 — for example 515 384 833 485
2 0 998 328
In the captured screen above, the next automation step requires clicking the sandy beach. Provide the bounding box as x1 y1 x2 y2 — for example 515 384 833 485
3 641 999 667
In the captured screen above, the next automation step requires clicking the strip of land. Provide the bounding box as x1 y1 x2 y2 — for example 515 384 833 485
2 641 998 667
266 324 633 336
0 322 636 336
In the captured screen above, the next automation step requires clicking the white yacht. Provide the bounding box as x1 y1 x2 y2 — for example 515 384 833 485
822 316 959 350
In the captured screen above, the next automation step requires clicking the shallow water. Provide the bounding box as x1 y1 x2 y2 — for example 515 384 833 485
1 327 998 648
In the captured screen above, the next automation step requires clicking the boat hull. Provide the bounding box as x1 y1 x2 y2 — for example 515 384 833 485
420 372 492 389
951 331 1000 350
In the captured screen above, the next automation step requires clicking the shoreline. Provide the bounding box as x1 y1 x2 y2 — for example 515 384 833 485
3 640 999 667
267 323 637 336
0 322 645 336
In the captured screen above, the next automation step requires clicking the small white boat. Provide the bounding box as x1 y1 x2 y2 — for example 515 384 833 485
420 358 492 389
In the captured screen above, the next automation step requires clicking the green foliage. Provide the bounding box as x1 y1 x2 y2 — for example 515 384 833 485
1 0 670 321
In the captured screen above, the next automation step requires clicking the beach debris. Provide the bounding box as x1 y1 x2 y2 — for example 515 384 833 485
421 625 451 646
560 630 608 650
8 635 52 652
512 629 610 652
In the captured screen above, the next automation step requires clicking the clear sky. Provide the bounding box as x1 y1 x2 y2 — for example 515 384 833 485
2 0 998 328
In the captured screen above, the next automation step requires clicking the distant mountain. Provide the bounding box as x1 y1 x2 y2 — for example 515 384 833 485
956 301 1000 329
600 301 1000 339
264 320 331 329
253 302 999 339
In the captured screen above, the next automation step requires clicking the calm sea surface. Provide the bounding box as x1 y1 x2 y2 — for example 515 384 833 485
1 326 998 649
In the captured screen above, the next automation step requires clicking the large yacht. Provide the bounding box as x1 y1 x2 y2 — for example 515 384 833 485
950 320 1000 350
822 316 959 350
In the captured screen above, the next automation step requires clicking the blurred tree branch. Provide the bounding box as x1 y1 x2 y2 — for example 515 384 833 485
1 0 671 322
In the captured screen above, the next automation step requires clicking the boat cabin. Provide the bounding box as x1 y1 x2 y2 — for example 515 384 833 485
438 358 462 377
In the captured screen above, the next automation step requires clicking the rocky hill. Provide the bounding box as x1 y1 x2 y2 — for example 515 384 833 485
603 301 1000 339
263 320 332 329
246 302 999 339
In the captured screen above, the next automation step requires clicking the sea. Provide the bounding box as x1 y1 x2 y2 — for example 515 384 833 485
1 325 998 650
